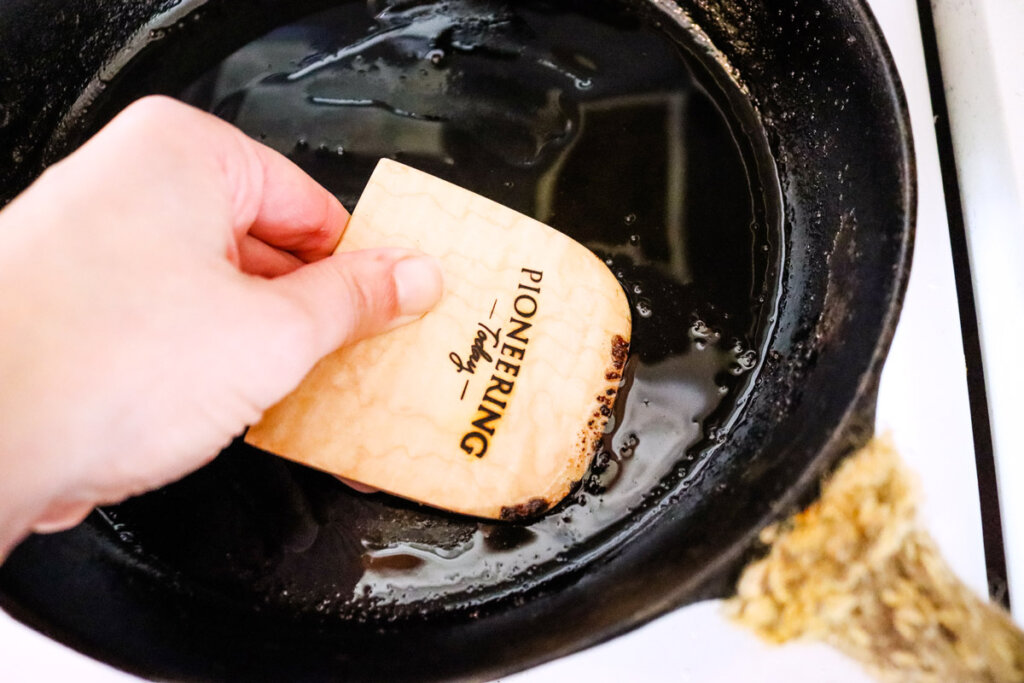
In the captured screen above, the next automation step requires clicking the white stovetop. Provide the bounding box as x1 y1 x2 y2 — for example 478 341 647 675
0 0 1008 680
929 0 1024 614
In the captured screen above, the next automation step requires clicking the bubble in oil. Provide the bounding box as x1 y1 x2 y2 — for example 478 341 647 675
619 434 640 459
690 319 717 340
735 349 758 371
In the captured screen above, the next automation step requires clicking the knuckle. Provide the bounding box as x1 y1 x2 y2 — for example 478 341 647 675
337 267 373 332
311 192 341 240
305 210 337 250
115 95 185 133
332 258 400 340
224 132 265 228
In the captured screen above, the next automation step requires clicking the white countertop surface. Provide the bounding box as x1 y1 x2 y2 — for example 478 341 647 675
0 0 1007 680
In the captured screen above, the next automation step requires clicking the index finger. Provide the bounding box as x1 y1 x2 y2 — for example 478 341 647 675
239 140 351 262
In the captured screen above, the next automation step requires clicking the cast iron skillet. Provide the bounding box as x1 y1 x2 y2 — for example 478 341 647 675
0 0 913 680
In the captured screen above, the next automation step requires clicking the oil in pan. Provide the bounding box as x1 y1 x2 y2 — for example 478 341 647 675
101 0 783 622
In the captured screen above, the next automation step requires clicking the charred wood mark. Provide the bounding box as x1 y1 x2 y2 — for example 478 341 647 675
605 334 630 381
500 497 550 522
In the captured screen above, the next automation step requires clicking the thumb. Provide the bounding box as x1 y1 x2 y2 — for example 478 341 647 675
264 247 443 365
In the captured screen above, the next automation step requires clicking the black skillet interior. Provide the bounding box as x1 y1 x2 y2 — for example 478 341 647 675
0 0 913 680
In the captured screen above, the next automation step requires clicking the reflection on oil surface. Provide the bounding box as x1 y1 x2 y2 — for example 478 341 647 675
106 0 781 620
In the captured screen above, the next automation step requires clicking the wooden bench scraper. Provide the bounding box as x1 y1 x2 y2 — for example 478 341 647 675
246 159 632 520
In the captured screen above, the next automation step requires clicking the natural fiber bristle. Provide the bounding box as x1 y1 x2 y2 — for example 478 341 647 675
725 436 1024 682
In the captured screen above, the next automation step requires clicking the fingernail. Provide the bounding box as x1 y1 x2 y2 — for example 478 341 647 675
393 255 443 317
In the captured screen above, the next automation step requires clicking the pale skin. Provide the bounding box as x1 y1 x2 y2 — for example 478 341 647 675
0 96 443 559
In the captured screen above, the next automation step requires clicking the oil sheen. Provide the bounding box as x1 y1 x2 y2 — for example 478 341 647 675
105 0 782 621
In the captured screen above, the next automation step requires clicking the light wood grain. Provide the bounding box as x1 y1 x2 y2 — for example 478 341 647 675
246 159 631 520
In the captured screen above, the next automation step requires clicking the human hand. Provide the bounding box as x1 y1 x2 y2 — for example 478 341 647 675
0 96 443 558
